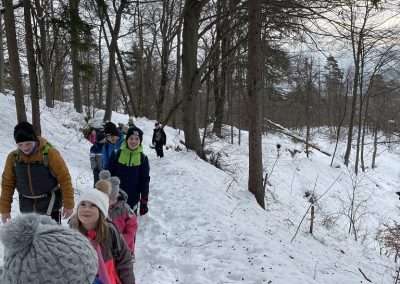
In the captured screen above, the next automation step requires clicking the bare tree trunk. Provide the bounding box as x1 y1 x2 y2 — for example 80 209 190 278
331 82 349 167
70 0 82 113
97 23 103 108
137 6 145 116
371 127 378 168
227 59 233 144
99 0 125 122
355 54 366 175
360 94 370 172
156 0 176 122
201 75 211 148
344 3 371 167
115 44 137 116
99 10 137 116
2 0 27 122
23 0 41 134
50 0 63 102
211 0 223 138
304 59 314 158
35 0 52 107
247 0 264 209
238 58 244 146
172 11 183 129
181 0 207 158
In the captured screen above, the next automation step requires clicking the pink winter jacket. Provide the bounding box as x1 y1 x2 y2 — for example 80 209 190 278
109 190 138 252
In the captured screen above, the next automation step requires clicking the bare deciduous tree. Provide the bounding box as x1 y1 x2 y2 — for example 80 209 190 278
2 0 26 122
247 0 264 209
23 0 41 134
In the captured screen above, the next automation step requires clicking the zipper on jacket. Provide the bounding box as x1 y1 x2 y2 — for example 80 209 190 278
27 162 36 212
128 151 132 166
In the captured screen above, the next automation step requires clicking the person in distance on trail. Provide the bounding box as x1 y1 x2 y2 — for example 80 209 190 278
89 129 96 144
128 116 136 128
152 122 166 158
0 121 74 224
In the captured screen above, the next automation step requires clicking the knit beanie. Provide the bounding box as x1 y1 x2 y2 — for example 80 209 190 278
126 126 143 143
14 121 37 143
95 131 106 142
104 121 119 137
0 213 98 284
99 170 121 199
78 180 111 217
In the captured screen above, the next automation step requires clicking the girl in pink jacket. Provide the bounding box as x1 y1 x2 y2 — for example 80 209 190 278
100 170 138 260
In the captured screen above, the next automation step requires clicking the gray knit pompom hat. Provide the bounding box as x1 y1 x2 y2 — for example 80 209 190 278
99 170 121 199
0 213 98 284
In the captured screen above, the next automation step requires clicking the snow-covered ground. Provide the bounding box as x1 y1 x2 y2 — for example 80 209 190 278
0 93 399 284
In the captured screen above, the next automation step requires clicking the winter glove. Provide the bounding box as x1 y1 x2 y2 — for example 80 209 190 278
139 199 149 216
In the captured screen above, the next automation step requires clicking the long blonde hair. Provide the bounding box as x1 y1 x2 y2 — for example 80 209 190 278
69 208 109 246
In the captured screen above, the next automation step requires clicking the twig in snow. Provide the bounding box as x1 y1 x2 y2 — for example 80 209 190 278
358 268 372 283
291 203 312 243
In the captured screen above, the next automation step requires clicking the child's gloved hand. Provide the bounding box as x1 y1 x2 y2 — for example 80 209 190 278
140 199 149 216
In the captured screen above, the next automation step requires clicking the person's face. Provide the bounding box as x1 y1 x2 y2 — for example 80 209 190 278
107 135 119 144
127 135 140 150
17 141 36 155
78 201 100 230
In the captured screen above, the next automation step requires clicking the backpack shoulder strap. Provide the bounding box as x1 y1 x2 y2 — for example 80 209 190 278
14 143 53 168
13 149 20 168
42 142 53 167
115 148 122 162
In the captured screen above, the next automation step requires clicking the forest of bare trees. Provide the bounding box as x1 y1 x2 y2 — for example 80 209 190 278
0 0 399 207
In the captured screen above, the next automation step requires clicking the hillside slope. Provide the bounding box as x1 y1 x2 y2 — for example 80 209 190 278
0 94 397 284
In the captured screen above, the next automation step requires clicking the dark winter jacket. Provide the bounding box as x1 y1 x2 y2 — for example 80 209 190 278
107 144 150 208
90 141 105 171
102 132 125 169
152 128 166 146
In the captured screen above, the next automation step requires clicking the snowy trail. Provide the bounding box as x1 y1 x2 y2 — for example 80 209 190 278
0 94 397 284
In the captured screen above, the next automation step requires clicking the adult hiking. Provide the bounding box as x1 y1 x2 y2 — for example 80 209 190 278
102 121 125 169
107 126 150 216
152 122 166 158
0 122 74 224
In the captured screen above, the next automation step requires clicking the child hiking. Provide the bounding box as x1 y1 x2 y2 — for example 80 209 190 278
99 170 138 261
107 126 150 216
69 179 135 284
102 121 125 170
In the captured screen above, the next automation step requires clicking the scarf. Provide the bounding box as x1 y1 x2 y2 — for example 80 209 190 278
87 230 112 284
